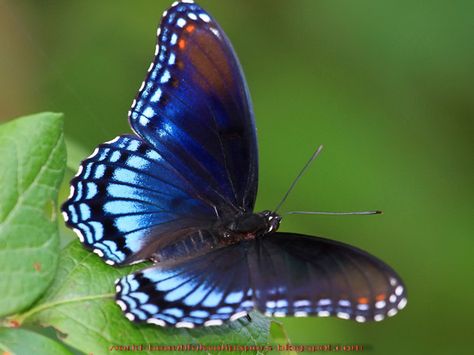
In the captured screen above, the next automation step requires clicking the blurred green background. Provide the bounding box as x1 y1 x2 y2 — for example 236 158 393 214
1 0 472 354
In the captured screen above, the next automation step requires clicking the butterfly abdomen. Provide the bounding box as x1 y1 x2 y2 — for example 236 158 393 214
152 229 221 262
152 211 280 262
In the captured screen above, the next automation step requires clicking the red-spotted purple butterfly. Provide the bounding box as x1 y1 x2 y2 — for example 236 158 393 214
62 0 407 328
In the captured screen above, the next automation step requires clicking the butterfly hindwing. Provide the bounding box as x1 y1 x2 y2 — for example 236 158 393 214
62 135 217 265
115 236 254 328
129 1 258 214
250 233 407 322
115 232 407 326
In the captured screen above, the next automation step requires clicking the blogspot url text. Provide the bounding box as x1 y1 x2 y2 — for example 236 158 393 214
109 344 367 352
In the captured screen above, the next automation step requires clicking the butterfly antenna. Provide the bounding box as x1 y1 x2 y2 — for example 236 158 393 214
274 145 324 213
285 210 382 216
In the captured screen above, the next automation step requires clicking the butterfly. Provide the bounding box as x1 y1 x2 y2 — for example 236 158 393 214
62 0 407 328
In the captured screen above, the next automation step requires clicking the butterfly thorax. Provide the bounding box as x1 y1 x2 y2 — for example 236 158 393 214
219 210 281 245
151 211 280 263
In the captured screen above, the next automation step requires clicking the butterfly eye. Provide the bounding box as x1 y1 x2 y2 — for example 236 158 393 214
267 215 281 233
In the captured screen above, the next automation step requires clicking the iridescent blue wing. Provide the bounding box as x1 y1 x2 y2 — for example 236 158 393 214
62 2 259 265
129 1 258 213
62 135 217 265
250 233 407 322
115 232 406 327
115 234 254 328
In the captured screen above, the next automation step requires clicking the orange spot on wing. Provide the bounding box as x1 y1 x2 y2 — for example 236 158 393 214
376 294 386 301
178 39 186 49
358 297 369 304
185 24 195 33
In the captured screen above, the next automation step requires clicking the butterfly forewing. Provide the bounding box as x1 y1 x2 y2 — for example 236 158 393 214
129 1 258 213
62 1 259 265
62 135 216 265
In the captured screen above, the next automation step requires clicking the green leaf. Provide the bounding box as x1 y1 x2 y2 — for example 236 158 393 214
63 137 89 173
0 112 66 317
20 242 272 355
0 328 72 355
268 322 296 355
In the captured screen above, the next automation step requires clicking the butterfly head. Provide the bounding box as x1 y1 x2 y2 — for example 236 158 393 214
262 210 282 233
221 211 281 243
